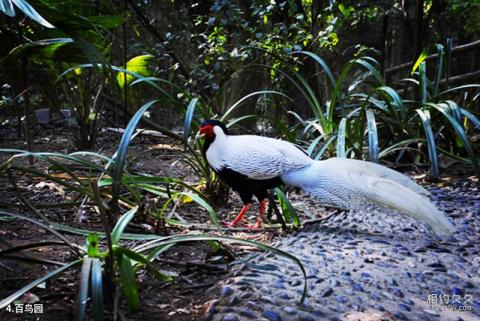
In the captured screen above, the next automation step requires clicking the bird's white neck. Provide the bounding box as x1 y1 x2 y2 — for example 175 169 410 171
206 126 229 171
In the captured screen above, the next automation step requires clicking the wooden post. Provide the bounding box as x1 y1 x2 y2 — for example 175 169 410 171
381 14 388 80
414 0 424 58
122 0 128 127
22 58 33 165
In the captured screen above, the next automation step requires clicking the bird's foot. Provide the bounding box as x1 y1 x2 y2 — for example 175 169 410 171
246 218 262 230
223 203 252 228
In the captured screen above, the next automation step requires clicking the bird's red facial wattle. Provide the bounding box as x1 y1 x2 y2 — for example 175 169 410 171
198 124 214 139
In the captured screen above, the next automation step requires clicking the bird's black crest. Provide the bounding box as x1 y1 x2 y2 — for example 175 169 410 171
200 119 229 135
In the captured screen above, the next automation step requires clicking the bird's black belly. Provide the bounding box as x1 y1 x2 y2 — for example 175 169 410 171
217 167 283 204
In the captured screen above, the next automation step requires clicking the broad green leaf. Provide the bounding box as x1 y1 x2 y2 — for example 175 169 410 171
117 54 153 89
411 48 428 75
86 15 125 29
3 38 79 63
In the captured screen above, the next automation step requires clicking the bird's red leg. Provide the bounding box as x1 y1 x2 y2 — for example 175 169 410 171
250 199 267 229
227 203 252 227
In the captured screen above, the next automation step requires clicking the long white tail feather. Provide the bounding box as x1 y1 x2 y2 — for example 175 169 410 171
282 158 455 237
322 158 431 196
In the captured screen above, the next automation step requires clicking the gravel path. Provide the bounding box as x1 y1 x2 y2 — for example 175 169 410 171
205 179 480 321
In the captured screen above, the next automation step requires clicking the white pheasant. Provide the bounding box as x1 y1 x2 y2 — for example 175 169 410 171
196 119 455 237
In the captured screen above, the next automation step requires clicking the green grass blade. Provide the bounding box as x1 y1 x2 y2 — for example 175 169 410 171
220 90 291 122
437 146 474 164
365 109 379 162
306 135 323 157
111 206 139 245
433 44 444 96
436 84 480 97
313 135 337 160
117 253 140 311
145 244 174 262
292 72 326 122
184 98 199 144
411 48 428 75
9 164 87 195
378 138 424 159
130 76 183 93
460 108 480 129
274 188 300 227
416 109 439 177
429 103 480 175
176 191 218 227
0 241 75 255
336 117 347 158
114 246 172 282
0 210 82 256
111 100 159 210
225 114 257 128
0 0 15 16
376 86 405 117
90 258 104 321
49 222 165 240
11 0 55 28
74 257 92 321
354 58 385 86
292 51 336 87
0 259 82 309
445 100 462 123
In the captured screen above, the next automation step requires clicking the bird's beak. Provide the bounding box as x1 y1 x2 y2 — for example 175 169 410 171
195 131 206 141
